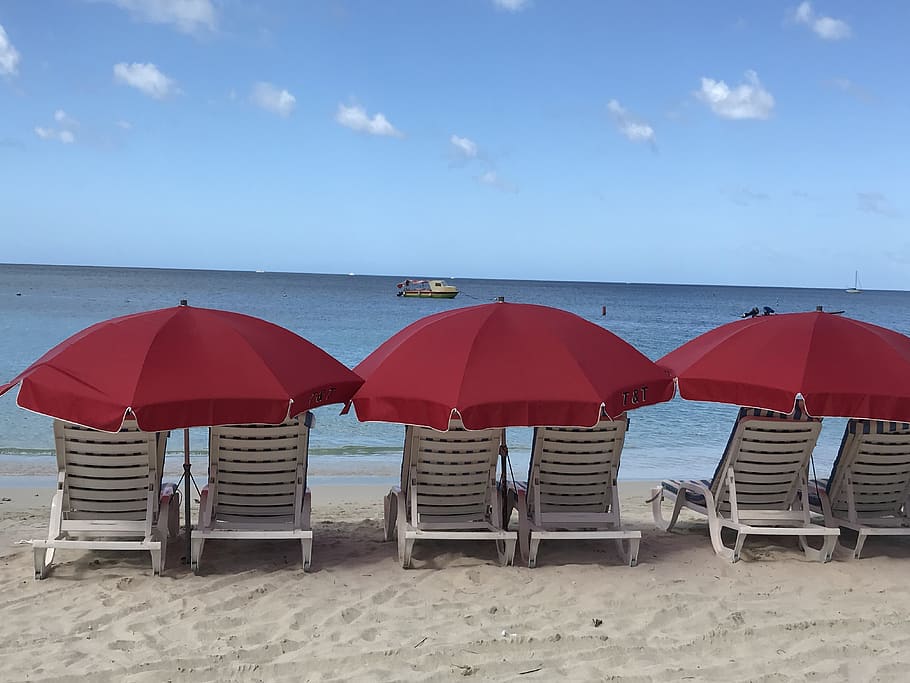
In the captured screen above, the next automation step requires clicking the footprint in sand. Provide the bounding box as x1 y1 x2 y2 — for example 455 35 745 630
371 586 397 605
116 577 135 591
109 640 135 652
467 569 481 585
341 607 361 624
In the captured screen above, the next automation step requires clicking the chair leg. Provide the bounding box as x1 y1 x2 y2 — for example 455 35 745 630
149 545 162 577
301 538 313 572
191 537 204 574
35 493 62 579
652 487 686 532
399 533 415 569
852 530 869 559
798 534 836 563
616 537 640 567
34 547 52 580
707 516 737 562
731 532 746 563
496 538 516 566
527 536 542 569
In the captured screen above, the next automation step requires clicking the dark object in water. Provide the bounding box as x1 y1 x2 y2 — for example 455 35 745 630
741 307 760 318
762 306 775 316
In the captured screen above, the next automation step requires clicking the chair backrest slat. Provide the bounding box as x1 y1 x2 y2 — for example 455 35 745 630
402 418 501 527
529 418 627 515
711 408 821 512
56 420 163 522
209 415 310 522
826 420 910 515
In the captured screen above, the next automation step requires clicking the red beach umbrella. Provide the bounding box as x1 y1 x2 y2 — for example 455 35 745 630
350 301 674 430
0 303 363 563
0 304 363 431
658 311 910 420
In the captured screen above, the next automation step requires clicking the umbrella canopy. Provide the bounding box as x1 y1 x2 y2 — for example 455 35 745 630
0 304 363 431
351 302 674 430
658 311 910 421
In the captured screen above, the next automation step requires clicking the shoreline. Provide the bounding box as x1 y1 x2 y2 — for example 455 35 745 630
0 481 660 513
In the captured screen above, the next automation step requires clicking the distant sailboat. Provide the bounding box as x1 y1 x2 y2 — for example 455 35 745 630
846 270 862 294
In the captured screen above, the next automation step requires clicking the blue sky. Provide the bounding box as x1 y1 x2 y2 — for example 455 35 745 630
1 1 908 288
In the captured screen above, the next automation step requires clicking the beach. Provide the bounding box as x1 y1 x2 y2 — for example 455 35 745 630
2 482 909 681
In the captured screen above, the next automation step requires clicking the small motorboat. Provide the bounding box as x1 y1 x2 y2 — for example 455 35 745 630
396 279 459 299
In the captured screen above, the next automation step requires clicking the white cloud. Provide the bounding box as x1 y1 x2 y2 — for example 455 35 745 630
250 82 296 117
34 109 78 144
493 0 530 11
790 2 851 40
113 62 177 99
116 119 133 129
335 103 403 137
826 77 873 103
54 109 79 127
450 134 478 158
0 23 21 76
96 0 216 34
34 126 75 144
696 70 775 120
607 99 656 145
478 170 516 193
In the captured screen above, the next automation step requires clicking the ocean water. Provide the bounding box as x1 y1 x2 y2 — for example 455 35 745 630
2 263 909 486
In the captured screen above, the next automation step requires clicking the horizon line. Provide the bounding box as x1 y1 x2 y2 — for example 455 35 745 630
0 261 902 293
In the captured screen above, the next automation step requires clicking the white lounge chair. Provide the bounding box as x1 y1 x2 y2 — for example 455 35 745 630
192 414 314 573
383 419 517 568
33 420 179 579
808 419 910 558
506 418 640 567
651 406 838 562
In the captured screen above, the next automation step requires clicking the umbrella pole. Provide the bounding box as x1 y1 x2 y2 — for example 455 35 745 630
183 427 191 566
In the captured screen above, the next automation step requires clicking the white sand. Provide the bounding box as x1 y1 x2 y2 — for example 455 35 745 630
2 482 910 681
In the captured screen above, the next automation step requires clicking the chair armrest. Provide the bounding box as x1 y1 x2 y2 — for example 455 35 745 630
678 480 710 495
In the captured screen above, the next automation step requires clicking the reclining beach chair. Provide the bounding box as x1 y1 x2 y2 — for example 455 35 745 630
808 419 910 558
192 414 314 573
651 406 838 562
506 417 640 567
383 419 516 568
33 419 179 579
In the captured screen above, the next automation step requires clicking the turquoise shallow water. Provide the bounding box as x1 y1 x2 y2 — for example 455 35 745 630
2 263 909 485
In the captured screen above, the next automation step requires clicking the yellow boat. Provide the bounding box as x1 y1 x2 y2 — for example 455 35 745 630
396 279 459 299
